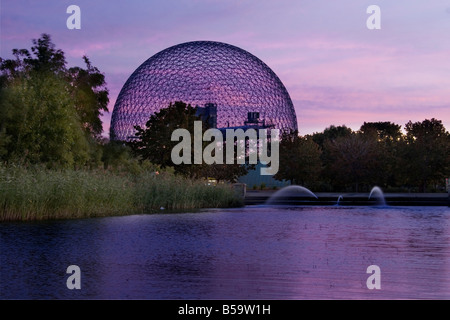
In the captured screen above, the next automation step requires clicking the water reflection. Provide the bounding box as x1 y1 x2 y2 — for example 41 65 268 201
1 206 449 299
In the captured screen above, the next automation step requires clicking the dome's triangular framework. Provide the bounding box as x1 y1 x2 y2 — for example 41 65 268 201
110 41 298 141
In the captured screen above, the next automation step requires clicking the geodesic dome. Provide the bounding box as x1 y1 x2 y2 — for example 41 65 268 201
110 41 297 141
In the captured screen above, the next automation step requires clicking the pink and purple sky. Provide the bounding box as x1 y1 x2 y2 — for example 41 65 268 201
1 0 449 137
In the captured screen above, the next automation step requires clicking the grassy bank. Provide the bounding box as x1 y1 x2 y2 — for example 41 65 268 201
0 165 243 221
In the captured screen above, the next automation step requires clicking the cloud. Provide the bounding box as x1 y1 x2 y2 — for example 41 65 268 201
2 0 450 137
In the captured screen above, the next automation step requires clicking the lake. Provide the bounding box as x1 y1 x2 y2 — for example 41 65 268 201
1 205 449 299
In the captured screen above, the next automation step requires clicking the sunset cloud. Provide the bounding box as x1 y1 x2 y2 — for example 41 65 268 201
1 0 449 137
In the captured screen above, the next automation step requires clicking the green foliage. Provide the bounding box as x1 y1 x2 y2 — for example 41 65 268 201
399 118 450 192
0 165 242 221
280 120 448 192
134 171 242 213
322 133 381 192
130 101 200 172
0 165 133 220
0 36 448 195
0 71 89 167
0 34 66 77
101 140 135 170
311 125 353 149
130 101 251 181
0 33 109 167
275 130 322 187
200 163 250 183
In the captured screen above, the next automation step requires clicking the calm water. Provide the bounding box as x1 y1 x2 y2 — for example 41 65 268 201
1 205 449 299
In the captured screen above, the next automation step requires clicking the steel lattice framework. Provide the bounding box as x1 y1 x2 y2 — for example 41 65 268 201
110 41 298 141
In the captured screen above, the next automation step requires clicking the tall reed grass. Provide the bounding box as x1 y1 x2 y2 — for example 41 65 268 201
0 165 243 221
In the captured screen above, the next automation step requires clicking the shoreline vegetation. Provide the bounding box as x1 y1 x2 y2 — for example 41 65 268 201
0 165 243 222
1 35 448 222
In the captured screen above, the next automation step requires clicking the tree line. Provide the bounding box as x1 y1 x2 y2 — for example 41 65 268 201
128 100 449 192
276 120 449 192
129 101 253 181
0 34 143 173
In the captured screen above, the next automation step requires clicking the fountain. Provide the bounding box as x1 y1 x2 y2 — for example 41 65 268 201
242 183 449 206
368 186 387 206
265 185 318 205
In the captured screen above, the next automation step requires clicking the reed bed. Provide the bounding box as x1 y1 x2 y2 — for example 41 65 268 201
0 165 242 221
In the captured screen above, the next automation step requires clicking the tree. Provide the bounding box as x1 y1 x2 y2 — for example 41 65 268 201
0 33 109 167
0 71 89 167
359 122 402 188
202 163 250 183
0 34 65 79
310 125 354 190
67 56 109 138
130 101 201 176
359 121 402 143
323 133 381 192
130 101 252 181
274 130 322 187
399 118 449 192
311 125 353 149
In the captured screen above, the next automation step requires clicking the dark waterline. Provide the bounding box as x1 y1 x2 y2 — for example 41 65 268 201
1 205 449 299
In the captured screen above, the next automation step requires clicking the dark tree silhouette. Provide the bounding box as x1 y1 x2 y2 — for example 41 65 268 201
130 101 252 181
274 130 322 186
323 133 381 192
